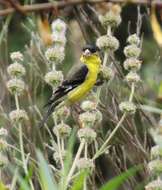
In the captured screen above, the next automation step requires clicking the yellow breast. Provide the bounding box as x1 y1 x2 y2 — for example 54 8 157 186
68 55 101 103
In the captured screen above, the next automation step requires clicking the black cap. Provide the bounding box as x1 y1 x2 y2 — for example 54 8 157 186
82 44 100 53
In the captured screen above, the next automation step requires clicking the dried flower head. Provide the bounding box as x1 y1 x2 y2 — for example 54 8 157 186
6 79 25 95
76 158 94 170
54 106 70 120
45 47 65 63
79 111 96 127
123 58 141 71
10 51 23 62
78 128 97 143
98 11 121 28
81 100 97 112
45 70 63 87
145 179 162 190
0 153 8 167
127 34 140 45
7 62 26 78
124 45 141 58
53 150 67 164
52 19 67 35
52 34 66 47
148 159 162 174
0 128 8 137
0 139 8 151
96 35 119 51
9 109 29 123
119 101 136 114
53 123 71 138
125 71 141 83
99 66 114 81
151 145 162 159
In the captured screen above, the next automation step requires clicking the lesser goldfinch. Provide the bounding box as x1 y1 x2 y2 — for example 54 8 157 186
39 44 101 127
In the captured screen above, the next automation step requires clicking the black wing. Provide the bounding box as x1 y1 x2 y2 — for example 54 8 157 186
45 64 88 107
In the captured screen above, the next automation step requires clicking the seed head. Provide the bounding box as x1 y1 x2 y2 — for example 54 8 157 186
151 145 162 159
96 35 119 51
99 66 114 81
45 70 63 87
53 123 71 138
7 63 26 78
78 128 97 143
124 45 141 58
45 47 65 63
9 109 29 123
52 34 66 47
76 158 94 170
145 179 162 190
6 79 25 95
10 51 23 62
81 100 97 112
119 101 136 114
125 71 141 83
148 159 162 174
123 58 141 71
0 128 8 137
52 19 67 35
54 106 70 120
127 34 140 45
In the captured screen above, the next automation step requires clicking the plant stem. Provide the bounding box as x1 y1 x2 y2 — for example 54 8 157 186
129 82 135 102
14 93 19 110
66 139 85 186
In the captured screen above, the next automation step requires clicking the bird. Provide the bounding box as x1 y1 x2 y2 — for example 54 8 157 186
39 44 101 128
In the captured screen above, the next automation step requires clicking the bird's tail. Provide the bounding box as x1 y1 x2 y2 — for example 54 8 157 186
38 101 60 128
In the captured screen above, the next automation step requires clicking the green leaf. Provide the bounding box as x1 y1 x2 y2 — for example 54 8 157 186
100 165 141 190
37 150 58 190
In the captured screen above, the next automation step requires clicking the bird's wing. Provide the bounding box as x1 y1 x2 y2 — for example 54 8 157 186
44 64 88 107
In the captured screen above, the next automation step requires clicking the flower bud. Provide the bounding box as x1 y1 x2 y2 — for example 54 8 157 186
151 145 162 159
119 101 136 114
127 34 140 45
45 47 65 63
45 70 63 87
98 11 121 28
124 45 141 58
7 63 26 78
96 35 119 51
145 179 162 190
6 79 25 95
9 109 29 123
53 123 71 138
148 159 162 174
99 66 114 81
123 58 141 71
76 158 94 170
10 51 23 62
78 128 97 143
125 71 141 83
81 100 97 112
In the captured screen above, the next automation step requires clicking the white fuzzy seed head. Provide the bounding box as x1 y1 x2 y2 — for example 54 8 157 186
127 34 140 45
9 109 29 123
7 62 26 78
119 101 136 114
148 159 162 174
98 11 121 28
45 70 63 87
124 44 141 58
6 79 25 95
123 58 141 71
145 179 162 190
151 145 162 159
10 51 23 62
125 71 141 83
81 100 97 112
76 158 94 170
99 66 114 81
53 123 71 138
96 35 119 51
78 128 97 143
45 47 65 63
52 19 67 35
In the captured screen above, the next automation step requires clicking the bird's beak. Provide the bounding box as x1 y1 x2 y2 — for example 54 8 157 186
83 49 91 57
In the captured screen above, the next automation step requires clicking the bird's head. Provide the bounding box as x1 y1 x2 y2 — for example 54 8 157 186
80 44 101 65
